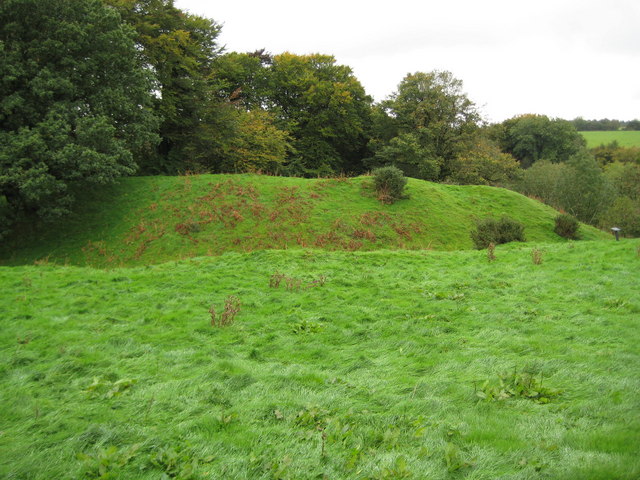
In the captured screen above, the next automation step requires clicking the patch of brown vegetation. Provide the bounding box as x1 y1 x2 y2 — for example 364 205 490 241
359 212 391 227
351 229 377 242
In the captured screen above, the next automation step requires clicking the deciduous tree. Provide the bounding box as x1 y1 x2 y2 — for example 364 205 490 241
493 114 586 168
185 105 291 174
104 0 222 172
516 154 613 224
604 161 640 200
372 71 481 180
0 0 158 235
214 52 373 176
369 133 440 180
557 153 613 224
448 137 520 186
600 196 640 236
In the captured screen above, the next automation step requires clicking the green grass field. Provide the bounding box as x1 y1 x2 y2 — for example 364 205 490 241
1 173 635 479
0 174 608 267
1 240 639 479
580 131 640 148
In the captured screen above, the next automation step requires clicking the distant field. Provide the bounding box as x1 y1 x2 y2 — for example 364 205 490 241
580 131 640 148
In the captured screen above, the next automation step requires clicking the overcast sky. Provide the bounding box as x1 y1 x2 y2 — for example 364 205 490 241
175 0 639 123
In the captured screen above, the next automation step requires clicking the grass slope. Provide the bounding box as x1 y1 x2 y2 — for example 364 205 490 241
580 131 640 148
0 174 607 267
1 240 639 479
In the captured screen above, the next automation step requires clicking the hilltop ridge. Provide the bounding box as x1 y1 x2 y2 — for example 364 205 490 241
0 174 608 267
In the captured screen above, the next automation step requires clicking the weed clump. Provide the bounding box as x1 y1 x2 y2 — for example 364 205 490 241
487 242 496 262
78 444 141 479
174 221 201 236
210 295 241 327
372 166 407 204
84 377 137 399
269 272 286 288
291 319 324 334
471 216 525 249
531 247 543 265
554 214 579 239
444 443 472 473
269 272 327 290
476 369 560 404
149 444 213 478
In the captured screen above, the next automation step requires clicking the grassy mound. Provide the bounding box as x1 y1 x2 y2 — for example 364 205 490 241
1 240 639 478
0 174 608 267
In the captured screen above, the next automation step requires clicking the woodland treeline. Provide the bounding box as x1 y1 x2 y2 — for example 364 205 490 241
1 0 639 237
571 118 640 131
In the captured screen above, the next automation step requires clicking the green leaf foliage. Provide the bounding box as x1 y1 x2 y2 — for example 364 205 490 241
516 155 614 225
185 106 291 174
554 213 580 239
600 196 640 237
604 161 640 200
269 53 373 175
371 133 440 181
471 215 526 249
558 153 614 224
448 136 521 186
492 114 586 168
213 52 373 176
0 0 158 234
372 166 408 204
104 0 223 172
374 71 481 180
591 141 640 165
476 369 561 404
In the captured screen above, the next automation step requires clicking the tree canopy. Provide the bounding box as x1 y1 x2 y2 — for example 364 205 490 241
0 0 158 235
213 52 373 176
369 71 482 180
491 114 586 168
1 1 635 237
572 117 640 131
103 0 222 173
517 153 613 224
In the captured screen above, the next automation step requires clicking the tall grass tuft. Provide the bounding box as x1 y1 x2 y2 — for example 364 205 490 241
487 242 496 262
531 247 544 265
210 295 241 327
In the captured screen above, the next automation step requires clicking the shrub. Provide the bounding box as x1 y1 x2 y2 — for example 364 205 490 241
372 166 407 204
471 216 525 249
554 214 579 239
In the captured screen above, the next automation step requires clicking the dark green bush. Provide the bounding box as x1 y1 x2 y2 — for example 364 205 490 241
554 214 580 239
372 166 408 204
471 216 525 249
